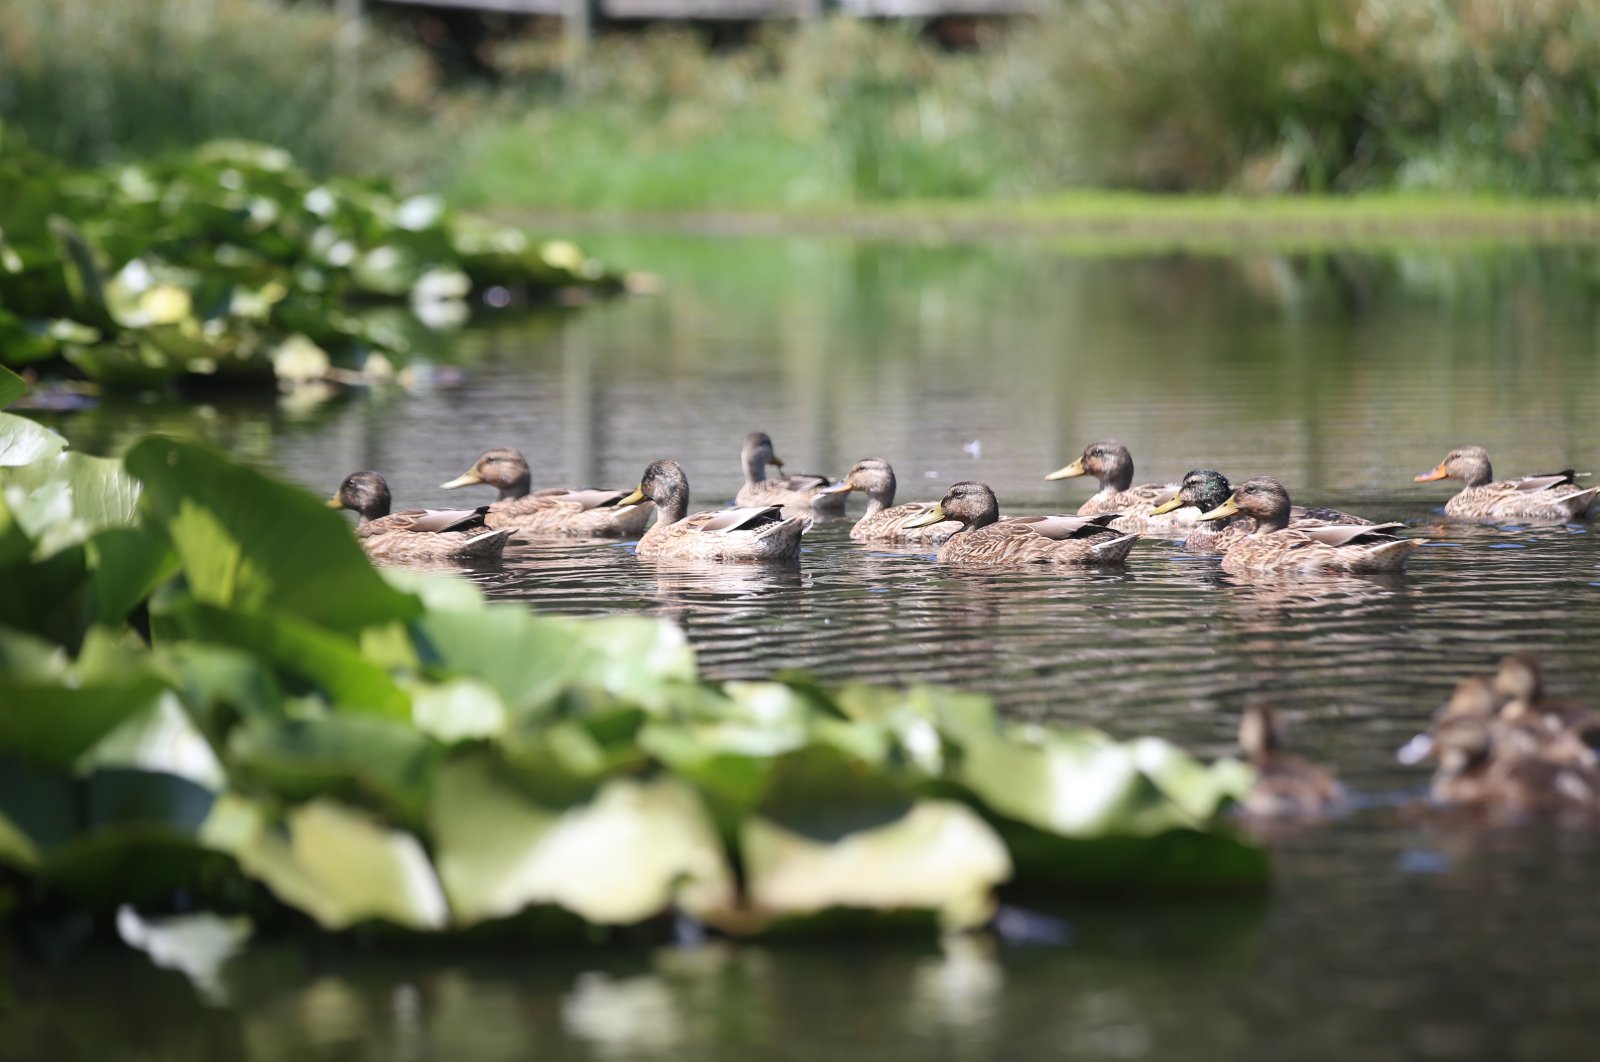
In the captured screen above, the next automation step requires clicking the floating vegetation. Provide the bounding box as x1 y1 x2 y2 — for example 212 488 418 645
0 368 1261 946
0 136 620 393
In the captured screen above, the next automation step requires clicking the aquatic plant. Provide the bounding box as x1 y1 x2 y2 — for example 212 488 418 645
0 136 617 392
0 368 1261 944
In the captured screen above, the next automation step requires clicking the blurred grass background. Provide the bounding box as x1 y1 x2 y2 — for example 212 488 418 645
5 0 1600 209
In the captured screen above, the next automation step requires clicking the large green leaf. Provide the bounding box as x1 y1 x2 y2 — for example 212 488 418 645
0 366 25 408
125 436 419 632
410 606 583 715
227 716 438 826
0 674 169 771
726 800 1011 934
430 761 732 927
86 527 177 625
1 449 142 555
0 410 66 466
203 794 448 931
162 600 410 718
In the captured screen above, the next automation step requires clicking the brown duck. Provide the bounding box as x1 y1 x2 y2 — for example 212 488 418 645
1237 703 1345 817
735 432 847 513
905 481 1140 567
621 459 809 561
816 458 960 545
1152 469 1372 554
1195 477 1418 575
1045 440 1191 534
439 448 653 537
328 471 514 563
1413 446 1596 522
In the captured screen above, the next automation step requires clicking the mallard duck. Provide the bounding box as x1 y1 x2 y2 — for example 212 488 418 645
1196 477 1418 574
1152 469 1374 553
1044 440 1189 534
815 458 960 544
619 459 808 561
905 481 1139 566
735 432 847 513
1413 446 1597 522
439 448 654 537
328 470 514 563
1237 703 1344 817
1397 657 1600 810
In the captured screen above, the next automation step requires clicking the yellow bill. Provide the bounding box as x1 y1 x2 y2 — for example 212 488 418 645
903 502 946 528
1149 494 1185 516
440 468 483 490
1413 464 1448 483
818 479 855 495
616 485 647 507
1195 495 1240 522
325 495 344 509
1044 457 1085 481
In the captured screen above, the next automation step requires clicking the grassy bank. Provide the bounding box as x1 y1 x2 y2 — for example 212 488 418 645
7 1 1600 213
499 193 1600 250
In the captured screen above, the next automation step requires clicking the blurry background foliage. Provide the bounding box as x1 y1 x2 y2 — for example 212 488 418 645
5 0 1600 208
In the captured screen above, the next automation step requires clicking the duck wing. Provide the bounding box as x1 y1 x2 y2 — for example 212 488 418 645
1513 470 1584 493
777 472 837 493
1296 522 1406 547
376 506 491 535
692 505 790 534
1005 513 1121 541
527 487 638 511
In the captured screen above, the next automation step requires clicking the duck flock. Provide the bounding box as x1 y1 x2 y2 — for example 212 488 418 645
328 431 1600 819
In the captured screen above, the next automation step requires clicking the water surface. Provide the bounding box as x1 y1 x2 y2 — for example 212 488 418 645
16 234 1600 1059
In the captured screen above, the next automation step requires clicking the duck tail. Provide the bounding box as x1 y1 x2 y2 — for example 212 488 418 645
463 527 516 557
1562 485 1599 518
1091 533 1141 563
1363 538 1421 570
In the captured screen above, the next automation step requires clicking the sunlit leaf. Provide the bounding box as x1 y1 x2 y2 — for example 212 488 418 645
0 365 25 409
730 800 1011 933
431 762 733 927
228 715 437 825
127 436 420 631
0 410 66 466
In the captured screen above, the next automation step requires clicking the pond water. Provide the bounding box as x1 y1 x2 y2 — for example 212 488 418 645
14 233 1600 1060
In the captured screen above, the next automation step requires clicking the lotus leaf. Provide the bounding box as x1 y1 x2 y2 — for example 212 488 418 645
206 795 448 931
732 801 1012 932
431 763 733 927
128 436 420 631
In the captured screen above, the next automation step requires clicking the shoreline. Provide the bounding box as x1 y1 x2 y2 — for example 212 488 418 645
493 194 1600 248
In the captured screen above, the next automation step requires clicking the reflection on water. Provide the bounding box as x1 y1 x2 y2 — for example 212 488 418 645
19 236 1600 1059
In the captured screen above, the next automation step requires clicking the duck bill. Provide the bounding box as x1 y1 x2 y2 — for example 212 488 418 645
1044 457 1086 481
616 485 647 508
902 503 946 529
817 480 855 496
769 455 786 470
439 469 483 490
1413 463 1448 483
1195 495 1240 523
1149 494 1185 516
325 495 344 509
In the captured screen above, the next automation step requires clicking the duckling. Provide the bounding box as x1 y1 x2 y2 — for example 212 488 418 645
1413 446 1596 522
439 448 653 537
734 432 847 513
1492 654 1600 756
620 459 808 561
1236 703 1344 817
1195 477 1419 575
815 458 960 544
905 481 1139 567
1151 469 1373 554
1044 440 1190 534
1428 715 1600 812
328 471 514 563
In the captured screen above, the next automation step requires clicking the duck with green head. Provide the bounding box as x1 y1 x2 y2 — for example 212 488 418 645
906 481 1139 567
329 470 514 563
1194 476 1417 574
1151 469 1373 553
439 447 654 537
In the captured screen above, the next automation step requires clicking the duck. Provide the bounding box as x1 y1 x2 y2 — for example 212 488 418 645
905 481 1140 566
815 458 961 544
734 432 847 513
1413 446 1597 522
1151 469 1374 554
1044 440 1190 534
619 459 809 561
1236 703 1344 817
1396 656 1600 811
1195 477 1419 575
328 470 514 563
439 448 654 537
